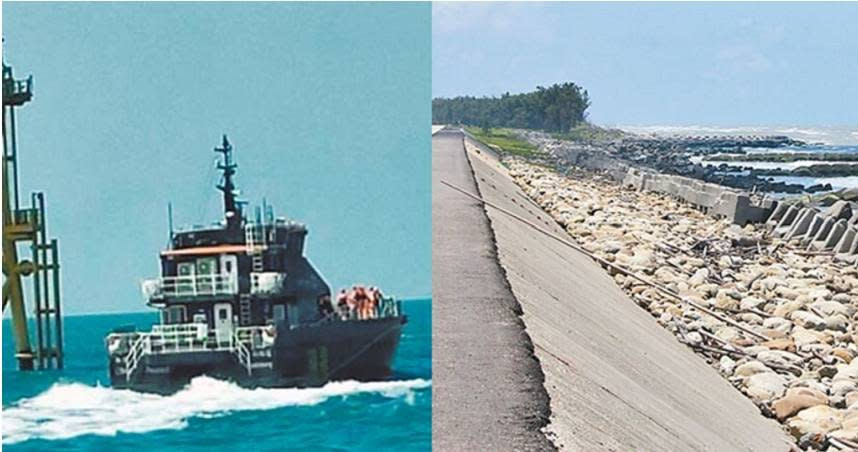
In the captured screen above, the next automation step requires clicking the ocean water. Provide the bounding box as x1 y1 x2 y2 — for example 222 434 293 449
1 299 431 451
619 125 858 146
619 125 858 191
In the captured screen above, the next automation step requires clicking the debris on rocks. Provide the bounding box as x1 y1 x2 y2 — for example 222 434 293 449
503 154 858 451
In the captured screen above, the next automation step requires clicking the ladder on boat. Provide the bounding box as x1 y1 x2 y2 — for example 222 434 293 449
239 294 252 326
244 223 265 272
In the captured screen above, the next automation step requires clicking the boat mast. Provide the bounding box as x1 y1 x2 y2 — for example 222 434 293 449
214 135 242 229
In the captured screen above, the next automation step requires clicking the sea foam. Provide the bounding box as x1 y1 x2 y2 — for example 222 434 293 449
2 376 431 444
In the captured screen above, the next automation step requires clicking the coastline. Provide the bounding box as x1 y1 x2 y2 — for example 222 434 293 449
442 128 791 450
470 129 858 449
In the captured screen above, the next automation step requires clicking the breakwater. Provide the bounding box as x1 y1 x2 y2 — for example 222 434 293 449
766 200 858 264
516 129 858 265
476 134 858 449
520 130 855 194
459 132 792 450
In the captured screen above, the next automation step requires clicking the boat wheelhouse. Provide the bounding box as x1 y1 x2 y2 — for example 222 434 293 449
106 136 406 392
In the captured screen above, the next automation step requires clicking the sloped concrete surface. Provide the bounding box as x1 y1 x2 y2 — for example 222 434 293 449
436 130 792 451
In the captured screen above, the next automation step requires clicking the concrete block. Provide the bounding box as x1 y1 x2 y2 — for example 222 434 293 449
800 215 825 245
766 203 791 231
774 205 800 237
822 219 848 250
808 217 836 251
827 200 853 220
835 226 857 255
785 208 818 240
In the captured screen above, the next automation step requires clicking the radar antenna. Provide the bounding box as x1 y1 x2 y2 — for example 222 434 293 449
214 135 242 229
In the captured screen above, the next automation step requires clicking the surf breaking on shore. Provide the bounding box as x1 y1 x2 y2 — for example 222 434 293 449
2 376 431 444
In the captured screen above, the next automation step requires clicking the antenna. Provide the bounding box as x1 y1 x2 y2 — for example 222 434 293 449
167 202 174 248
214 134 241 229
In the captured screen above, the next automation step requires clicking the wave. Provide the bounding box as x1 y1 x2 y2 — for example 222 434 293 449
618 125 858 146
2 376 431 444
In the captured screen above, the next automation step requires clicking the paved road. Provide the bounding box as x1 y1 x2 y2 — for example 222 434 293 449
464 132 793 451
432 130 555 452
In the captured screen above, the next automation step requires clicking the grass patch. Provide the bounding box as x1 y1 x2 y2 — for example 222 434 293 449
465 127 540 158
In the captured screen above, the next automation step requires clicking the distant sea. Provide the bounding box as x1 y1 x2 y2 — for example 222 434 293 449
2 299 431 451
620 125 858 191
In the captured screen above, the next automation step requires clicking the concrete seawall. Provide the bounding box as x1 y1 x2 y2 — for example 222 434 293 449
526 135 777 226
540 137 857 263
456 131 793 450
432 130 554 451
622 167 775 226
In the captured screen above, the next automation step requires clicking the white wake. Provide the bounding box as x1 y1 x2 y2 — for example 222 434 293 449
1 376 431 444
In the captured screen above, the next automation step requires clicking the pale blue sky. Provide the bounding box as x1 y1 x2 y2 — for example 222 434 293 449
3 2 431 314
433 2 858 127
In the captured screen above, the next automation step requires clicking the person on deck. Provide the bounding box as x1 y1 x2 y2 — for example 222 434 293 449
336 289 349 319
367 286 379 319
318 294 334 318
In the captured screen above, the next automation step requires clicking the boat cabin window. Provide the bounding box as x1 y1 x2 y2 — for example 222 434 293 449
273 304 287 322
177 262 195 277
218 308 228 321
161 305 187 324
196 257 216 275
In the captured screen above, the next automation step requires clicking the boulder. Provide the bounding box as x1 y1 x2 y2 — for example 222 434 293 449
745 372 787 402
832 348 854 364
792 327 832 347
826 314 850 332
719 355 736 375
787 405 844 438
762 317 793 335
772 387 829 420
810 300 850 317
688 268 709 287
763 338 796 353
774 300 805 318
734 360 771 378
790 310 826 330
757 350 803 368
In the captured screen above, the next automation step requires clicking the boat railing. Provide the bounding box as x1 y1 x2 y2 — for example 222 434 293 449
10 207 40 226
334 297 402 322
149 323 210 352
249 272 287 295
244 222 268 251
123 334 149 382
3 72 32 100
378 297 402 318
235 325 276 349
110 323 273 381
232 330 253 375
142 273 237 299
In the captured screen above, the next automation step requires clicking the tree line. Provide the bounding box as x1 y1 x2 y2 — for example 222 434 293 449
432 83 591 133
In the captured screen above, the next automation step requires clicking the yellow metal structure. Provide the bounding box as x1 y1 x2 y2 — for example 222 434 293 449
3 62 63 370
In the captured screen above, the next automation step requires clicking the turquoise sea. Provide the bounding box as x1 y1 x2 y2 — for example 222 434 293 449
1 299 431 451
693 144 858 192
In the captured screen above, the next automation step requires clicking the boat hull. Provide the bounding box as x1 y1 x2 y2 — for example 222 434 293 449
109 316 405 393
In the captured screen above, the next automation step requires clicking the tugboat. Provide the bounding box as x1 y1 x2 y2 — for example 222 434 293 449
105 136 406 393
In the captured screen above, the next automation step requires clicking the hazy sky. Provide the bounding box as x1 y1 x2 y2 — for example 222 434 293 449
433 2 858 127
3 2 431 314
